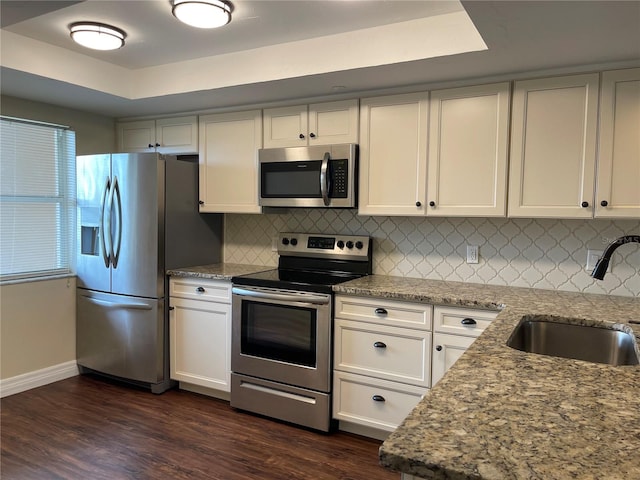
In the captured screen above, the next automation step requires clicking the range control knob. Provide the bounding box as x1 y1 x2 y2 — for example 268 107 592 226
337 240 345 249
355 241 364 249
282 238 290 246
290 238 298 246
346 241 354 249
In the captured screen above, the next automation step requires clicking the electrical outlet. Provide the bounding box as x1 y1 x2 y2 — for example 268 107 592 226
271 236 279 252
466 245 479 264
586 249 611 273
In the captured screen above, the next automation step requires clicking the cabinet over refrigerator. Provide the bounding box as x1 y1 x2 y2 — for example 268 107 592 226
76 153 222 393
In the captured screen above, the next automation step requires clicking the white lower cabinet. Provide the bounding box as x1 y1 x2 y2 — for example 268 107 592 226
431 306 499 386
333 371 426 431
169 277 231 395
333 295 431 433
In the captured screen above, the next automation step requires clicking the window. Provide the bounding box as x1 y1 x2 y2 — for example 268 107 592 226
0 117 76 282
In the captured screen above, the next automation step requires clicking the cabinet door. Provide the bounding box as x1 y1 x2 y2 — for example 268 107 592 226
427 83 510 217
308 99 359 145
359 92 429 216
116 120 156 153
263 105 308 148
199 110 262 213
508 74 599 218
169 296 231 391
431 333 475 386
596 68 640 218
155 116 198 154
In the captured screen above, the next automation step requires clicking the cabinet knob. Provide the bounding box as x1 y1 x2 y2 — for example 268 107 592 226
415 201 422 207
374 308 388 316
429 201 436 207
299 133 305 139
148 144 154 148
461 317 477 325
600 200 608 207
196 286 205 293
198 200 204 205
373 341 387 349
581 201 589 208
168 306 175 311
155 143 160 147
372 395 386 402
436 345 443 351
309 133 316 138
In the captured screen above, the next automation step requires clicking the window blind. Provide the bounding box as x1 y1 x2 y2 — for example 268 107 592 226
0 117 76 282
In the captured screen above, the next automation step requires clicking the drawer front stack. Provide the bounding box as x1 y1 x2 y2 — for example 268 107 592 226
333 295 432 432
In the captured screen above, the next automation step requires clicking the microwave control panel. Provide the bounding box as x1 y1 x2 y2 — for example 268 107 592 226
330 160 348 198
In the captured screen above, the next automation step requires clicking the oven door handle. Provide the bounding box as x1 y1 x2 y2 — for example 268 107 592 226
232 287 330 305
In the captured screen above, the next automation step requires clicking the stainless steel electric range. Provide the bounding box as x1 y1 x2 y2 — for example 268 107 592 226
230 232 372 432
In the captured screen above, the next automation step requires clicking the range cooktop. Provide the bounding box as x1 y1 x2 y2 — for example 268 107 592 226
231 232 372 294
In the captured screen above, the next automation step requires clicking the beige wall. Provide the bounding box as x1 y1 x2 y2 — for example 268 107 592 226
0 96 115 380
0 95 116 155
0 278 76 378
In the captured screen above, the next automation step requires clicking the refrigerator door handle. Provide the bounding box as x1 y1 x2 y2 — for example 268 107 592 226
100 176 111 268
112 176 123 268
79 295 153 311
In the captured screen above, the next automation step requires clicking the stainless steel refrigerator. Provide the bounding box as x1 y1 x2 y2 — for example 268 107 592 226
76 153 221 393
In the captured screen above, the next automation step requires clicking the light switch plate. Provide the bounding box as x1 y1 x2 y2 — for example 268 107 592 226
586 249 611 272
466 245 479 264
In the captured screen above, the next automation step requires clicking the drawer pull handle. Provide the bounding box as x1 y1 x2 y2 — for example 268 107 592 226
196 287 205 293
374 308 388 316
436 345 443 351
372 395 386 402
461 317 476 325
373 341 387 349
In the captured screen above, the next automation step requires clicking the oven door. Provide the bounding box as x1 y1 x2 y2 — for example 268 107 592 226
231 286 332 393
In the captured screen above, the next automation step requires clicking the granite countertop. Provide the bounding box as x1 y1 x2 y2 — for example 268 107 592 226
167 263 272 281
334 275 640 480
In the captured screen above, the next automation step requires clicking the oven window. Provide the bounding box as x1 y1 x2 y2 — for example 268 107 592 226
261 161 321 198
241 301 317 367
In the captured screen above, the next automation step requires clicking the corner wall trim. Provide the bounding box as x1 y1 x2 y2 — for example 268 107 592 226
0 361 79 398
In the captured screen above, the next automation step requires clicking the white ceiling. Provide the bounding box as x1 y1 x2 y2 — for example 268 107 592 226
1 0 639 118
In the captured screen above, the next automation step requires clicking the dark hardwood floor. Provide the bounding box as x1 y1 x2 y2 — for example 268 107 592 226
1 375 397 480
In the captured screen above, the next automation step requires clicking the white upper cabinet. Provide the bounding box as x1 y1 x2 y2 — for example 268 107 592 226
263 99 358 148
508 74 599 218
427 83 510 217
595 68 640 219
198 110 262 214
358 92 429 216
116 116 198 154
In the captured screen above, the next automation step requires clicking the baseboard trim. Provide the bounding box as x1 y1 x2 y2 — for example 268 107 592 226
0 361 79 398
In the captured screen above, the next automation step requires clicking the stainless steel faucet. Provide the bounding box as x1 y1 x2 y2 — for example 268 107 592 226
591 235 640 280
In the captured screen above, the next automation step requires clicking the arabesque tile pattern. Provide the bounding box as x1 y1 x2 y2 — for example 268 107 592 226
224 210 640 297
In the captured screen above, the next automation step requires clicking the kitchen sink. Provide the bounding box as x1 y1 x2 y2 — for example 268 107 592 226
507 316 639 366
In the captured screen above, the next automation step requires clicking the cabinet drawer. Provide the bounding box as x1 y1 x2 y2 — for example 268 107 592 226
335 320 431 387
169 277 231 303
333 371 427 432
433 306 498 337
335 295 432 330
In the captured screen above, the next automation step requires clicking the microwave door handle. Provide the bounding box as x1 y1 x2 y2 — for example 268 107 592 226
320 152 330 206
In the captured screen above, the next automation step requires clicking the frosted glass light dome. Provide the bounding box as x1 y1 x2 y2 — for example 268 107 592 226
172 0 232 29
70 22 126 50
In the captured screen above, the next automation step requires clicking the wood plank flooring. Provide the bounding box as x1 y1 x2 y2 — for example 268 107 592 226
1 375 397 480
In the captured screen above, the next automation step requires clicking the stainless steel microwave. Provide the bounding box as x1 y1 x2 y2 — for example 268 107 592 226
258 144 357 208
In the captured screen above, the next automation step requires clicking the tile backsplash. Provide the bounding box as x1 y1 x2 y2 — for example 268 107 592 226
224 210 640 298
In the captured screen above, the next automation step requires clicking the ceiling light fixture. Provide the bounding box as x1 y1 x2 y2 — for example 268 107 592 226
70 22 126 50
172 0 232 29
